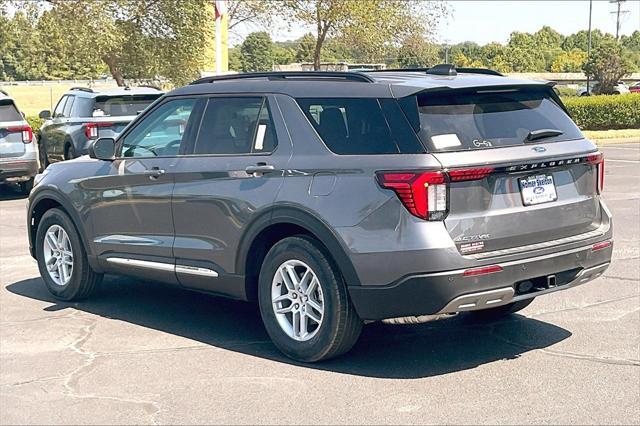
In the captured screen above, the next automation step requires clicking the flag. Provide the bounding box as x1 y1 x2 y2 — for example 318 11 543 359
214 0 227 19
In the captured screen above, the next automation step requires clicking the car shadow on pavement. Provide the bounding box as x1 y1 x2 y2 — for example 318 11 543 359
7 275 572 379
0 184 28 201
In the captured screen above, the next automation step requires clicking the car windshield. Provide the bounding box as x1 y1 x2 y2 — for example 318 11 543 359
93 94 161 117
0 100 22 122
403 88 583 152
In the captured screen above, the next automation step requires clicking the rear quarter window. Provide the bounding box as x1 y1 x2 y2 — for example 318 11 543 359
296 98 424 155
0 100 23 122
94 94 162 117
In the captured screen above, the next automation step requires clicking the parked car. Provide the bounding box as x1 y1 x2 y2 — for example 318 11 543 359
0 90 37 194
27 67 613 362
629 82 640 94
38 86 163 168
577 81 630 96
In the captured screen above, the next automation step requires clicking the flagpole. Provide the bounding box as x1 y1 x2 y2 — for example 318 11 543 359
216 13 222 74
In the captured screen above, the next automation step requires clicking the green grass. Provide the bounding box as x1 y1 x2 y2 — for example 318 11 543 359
583 128 640 141
0 83 118 116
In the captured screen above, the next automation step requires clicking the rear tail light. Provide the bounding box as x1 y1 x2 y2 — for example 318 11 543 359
587 152 605 193
84 122 113 140
7 125 33 144
376 171 447 220
377 167 494 221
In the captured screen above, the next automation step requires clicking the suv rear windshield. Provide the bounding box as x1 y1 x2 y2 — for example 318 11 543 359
93 94 161 117
0 100 22 122
401 87 583 152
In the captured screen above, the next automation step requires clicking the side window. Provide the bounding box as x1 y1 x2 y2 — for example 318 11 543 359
73 97 94 117
296 98 400 155
193 97 277 155
120 98 197 158
63 95 75 117
53 96 68 118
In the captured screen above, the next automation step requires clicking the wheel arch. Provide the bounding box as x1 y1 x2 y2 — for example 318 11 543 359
28 189 94 266
237 206 361 302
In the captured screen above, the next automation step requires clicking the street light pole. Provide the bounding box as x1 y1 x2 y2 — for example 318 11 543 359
586 0 592 94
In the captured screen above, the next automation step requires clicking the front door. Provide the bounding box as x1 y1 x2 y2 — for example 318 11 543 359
85 97 201 283
171 95 291 298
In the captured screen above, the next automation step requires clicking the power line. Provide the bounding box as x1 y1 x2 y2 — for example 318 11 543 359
609 0 631 40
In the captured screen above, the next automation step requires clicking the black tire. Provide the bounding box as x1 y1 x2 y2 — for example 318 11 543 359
470 298 535 320
258 235 363 362
64 143 77 160
19 178 34 195
38 139 49 171
35 208 102 301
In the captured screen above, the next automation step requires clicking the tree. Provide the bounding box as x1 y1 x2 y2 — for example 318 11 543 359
550 49 587 73
295 33 316 62
397 35 439 68
279 0 448 70
240 31 274 72
562 29 615 52
582 41 633 94
31 0 212 86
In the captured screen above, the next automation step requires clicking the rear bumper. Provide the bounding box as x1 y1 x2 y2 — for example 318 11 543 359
0 159 38 182
348 241 613 320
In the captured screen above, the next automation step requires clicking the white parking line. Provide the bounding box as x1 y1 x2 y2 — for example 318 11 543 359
607 159 640 164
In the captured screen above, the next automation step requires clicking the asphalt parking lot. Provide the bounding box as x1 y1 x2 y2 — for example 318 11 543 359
1 143 638 425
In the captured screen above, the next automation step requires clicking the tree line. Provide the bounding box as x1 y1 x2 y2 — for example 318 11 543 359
1 1 638 88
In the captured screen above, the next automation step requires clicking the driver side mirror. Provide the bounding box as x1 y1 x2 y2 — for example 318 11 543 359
39 110 51 119
89 138 116 160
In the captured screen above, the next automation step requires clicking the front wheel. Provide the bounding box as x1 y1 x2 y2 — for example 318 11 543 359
258 236 362 362
35 208 102 301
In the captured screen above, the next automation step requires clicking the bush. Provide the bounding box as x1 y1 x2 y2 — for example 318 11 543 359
25 115 44 137
562 93 640 130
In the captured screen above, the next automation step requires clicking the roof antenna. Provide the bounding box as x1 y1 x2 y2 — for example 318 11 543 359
426 64 457 76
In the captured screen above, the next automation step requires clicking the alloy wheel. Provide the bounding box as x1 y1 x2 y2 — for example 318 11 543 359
42 224 74 286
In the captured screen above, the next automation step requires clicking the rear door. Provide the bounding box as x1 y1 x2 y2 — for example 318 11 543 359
0 99 27 159
85 97 200 283
407 86 603 255
170 95 290 298
40 95 70 161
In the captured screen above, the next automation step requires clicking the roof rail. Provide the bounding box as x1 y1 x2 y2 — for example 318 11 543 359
366 65 504 77
70 86 94 93
137 84 163 91
455 67 504 77
190 71 375 85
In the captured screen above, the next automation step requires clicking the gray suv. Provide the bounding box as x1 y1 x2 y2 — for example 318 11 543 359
38 86 163 167
1 90 38 194
27 67 613 362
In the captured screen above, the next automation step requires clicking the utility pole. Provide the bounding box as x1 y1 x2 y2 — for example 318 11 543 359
609 0 630 40
587 0 592 94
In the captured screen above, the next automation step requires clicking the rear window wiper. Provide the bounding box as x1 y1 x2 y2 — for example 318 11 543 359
525 128 563 143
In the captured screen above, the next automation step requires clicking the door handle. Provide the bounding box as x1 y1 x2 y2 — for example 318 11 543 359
141 167 166 179
245 164 275 175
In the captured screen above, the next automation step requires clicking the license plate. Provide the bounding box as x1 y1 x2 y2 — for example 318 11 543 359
519 174 557 206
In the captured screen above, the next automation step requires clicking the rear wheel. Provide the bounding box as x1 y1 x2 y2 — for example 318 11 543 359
35 208 102 301
258 236 362 362
64 143 76 161
470 298 535 319
38 139 49 171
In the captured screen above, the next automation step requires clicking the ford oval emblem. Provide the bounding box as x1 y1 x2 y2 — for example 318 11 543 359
532 146 547 153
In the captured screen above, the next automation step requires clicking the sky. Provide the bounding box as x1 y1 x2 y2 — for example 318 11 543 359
234 0 640 46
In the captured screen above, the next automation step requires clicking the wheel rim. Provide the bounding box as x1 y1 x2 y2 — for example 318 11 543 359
271 260 324 342
42 224 73 286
